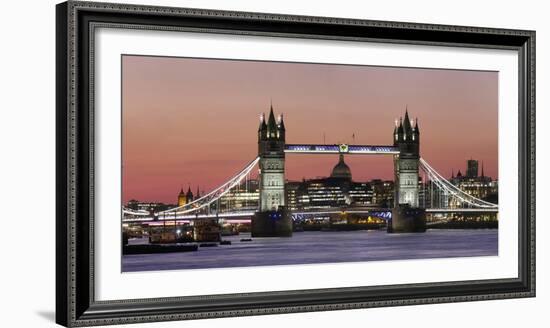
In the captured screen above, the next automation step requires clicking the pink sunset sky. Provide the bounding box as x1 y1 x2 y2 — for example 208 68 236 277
122 55 498 204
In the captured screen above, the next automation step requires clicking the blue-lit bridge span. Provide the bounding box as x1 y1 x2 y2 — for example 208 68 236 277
122 205 497 224
123 206 395 224
285 144 399 155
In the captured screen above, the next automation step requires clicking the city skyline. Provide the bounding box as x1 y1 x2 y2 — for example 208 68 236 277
122 55 498 204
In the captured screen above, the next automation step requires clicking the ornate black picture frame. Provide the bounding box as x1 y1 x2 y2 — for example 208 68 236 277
56 1 535 326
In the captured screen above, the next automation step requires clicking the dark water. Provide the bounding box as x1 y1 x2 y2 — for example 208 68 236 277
122 229 498 272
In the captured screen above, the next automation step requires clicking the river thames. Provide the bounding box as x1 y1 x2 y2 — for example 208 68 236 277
122 229 498 272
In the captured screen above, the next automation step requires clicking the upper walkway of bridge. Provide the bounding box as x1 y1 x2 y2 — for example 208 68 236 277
284 144 399 155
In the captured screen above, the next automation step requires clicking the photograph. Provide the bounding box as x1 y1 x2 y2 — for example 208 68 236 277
121 55 499 272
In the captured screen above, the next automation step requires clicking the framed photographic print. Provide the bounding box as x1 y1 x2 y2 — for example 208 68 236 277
56 1 535 326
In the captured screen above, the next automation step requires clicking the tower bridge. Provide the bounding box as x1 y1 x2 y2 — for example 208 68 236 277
123 106 498 236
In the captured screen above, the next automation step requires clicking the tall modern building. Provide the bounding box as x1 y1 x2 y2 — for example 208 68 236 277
466 159 479 178
450 160 498 203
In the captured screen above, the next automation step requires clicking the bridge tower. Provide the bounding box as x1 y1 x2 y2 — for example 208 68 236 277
394 109 420 207
252 105 293 237
391 109 426 233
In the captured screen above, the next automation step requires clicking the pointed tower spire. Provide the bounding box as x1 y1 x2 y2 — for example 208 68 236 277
277 113 286 141
393 119 399 144
267 103 277 134
278 113 285 131
258 113 267 132
397 117 404 141
403 108 412 137
451 169 455 179
481 161 485 178
178 185 187 206
186 185 193 201
412 117 420 142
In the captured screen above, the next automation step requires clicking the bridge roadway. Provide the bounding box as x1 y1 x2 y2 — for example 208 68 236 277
284 144 399 155
122 207 498 224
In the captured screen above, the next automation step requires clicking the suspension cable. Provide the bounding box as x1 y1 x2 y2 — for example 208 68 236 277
419 158 497 208
156 157 260 215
